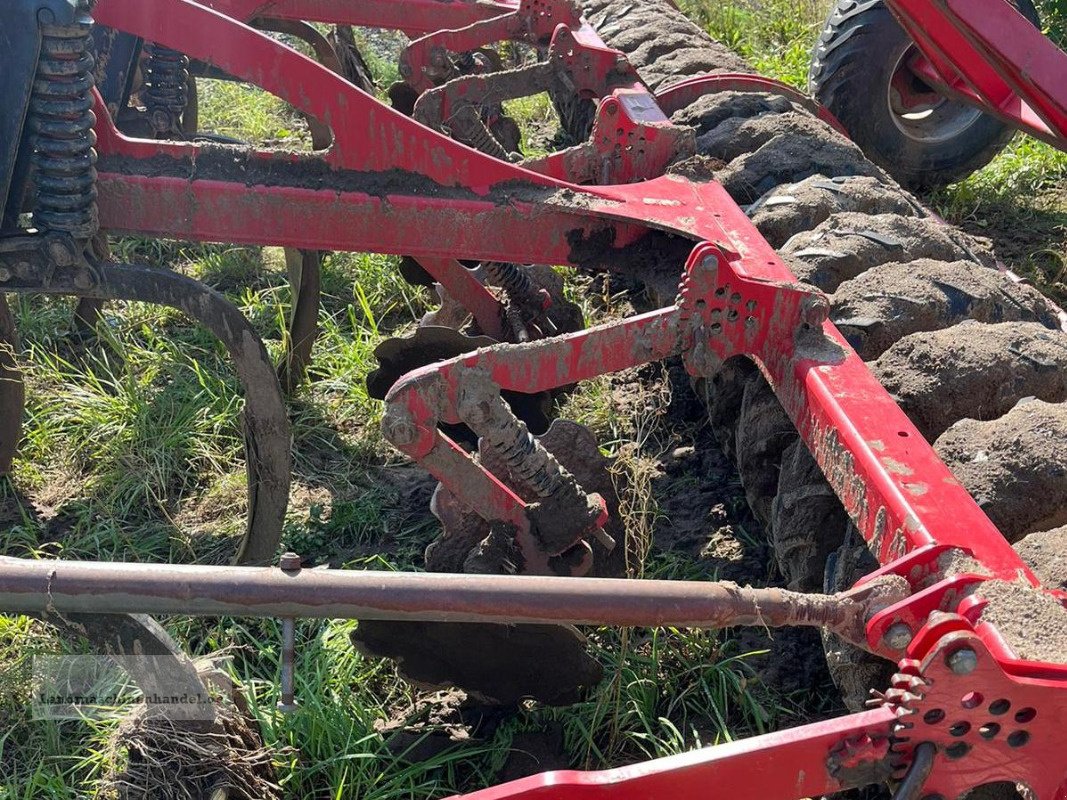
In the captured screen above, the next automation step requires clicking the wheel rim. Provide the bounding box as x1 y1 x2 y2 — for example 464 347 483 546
886 46 984 145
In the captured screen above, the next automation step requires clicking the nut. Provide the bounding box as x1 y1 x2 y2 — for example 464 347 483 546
278 552 302 571
882 622 912 651
800 294 830 327
947 647 978 675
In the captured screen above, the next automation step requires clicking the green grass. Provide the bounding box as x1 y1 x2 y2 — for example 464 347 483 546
3 4 1067 799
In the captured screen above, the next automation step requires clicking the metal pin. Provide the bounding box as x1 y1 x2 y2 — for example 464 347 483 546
277 616 298 714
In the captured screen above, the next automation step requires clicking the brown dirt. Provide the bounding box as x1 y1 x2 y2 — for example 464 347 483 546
974 579 1067 664
694 111 842 163
718 124 884 204
873 321 1067 441
670 91 793 139
830 258 1057 360
580 0 750 91
373 689 474 764
352 619 602 707
935 399 1067 542
496 726 569 782
782 212 994 293
1014 526 1067 589
749 174 925 249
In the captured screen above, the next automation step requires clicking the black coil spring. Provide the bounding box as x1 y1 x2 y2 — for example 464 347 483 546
484 261 535 299
30 15 98 239
490 411 564 499
143 42 189 135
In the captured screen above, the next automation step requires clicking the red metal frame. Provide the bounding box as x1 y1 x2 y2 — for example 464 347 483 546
886 0 1067 149
21 0 1067 796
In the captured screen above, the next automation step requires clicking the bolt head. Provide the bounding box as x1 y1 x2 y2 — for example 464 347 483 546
947 647 978 675
800 295 830 327
48 240 73 268
882 622 912 651
382 410 419 446
73 270 92 290
0 267 10 282
279 552 302 571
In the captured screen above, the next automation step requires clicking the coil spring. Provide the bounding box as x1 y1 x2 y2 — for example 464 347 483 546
484 261 535 299
487 406 566 500
30 14 98 239
143 42 189 136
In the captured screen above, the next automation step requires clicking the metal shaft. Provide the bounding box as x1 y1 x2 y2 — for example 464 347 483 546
0 556 898 647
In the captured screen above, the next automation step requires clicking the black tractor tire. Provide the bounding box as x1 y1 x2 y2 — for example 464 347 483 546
809 0 1039 190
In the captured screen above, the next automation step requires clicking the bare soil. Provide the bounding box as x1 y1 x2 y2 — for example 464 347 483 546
935 399 1067 542
873 321 1067 441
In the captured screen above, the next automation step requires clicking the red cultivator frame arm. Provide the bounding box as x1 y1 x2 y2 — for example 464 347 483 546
886 0 1067 148
5 0 1067 797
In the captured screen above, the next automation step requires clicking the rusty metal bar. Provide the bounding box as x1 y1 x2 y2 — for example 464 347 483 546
0 557 904 647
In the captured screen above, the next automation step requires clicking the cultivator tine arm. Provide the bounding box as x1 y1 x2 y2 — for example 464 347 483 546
886 0 1067 148
412 22 648 157
0 232 290 563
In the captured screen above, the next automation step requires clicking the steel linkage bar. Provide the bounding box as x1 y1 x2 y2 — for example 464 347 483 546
0 556 905 647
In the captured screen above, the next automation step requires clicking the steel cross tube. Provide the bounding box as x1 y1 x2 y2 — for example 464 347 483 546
0 557 899 645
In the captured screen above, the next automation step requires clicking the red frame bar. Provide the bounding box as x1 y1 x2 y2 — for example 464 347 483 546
449 707 900 800
887 0 1067 148
201 0 517 35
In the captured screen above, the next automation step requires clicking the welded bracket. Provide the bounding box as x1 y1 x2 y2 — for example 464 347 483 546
523 87 695 183
399 0 583 93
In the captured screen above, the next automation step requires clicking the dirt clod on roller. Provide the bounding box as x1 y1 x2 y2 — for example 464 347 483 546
935 400 1067 542
873 321 1067 441
831 259 1057 360
749 174 925 249
1014 526 1067 589
781 212 994 293
974 579 1067 664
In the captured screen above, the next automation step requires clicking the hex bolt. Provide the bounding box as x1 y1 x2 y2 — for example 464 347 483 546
279 551 302 571
947 647 978 675
0 267 10 283
48 240 73 268
883 622 913 651
276 616 298 714
800 294 830 327
381 408 418 447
